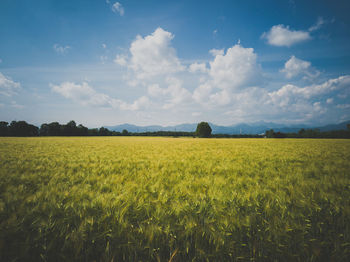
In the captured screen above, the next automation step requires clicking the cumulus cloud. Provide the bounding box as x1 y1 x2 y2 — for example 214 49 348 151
114 54 127 66
163 77 191 109
209 48 224 56
47 27 347 125
121 96 150 111
51 82 148 111
147 77 191 109
53 44 70 54
268 75 350 108
209 89 231 106
262 25 311 47
209 44 260 90
280 56 321 80
0 72 21 96
280 56 311 78
192 44 261 107
192 83 212 104
117 27 184 81
147 84 163 97
112 2 124 16
189 62 208 73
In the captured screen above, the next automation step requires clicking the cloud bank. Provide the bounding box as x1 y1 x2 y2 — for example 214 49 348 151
51 27 350 125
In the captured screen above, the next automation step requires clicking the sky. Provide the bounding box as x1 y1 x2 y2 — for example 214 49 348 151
0 0 350 127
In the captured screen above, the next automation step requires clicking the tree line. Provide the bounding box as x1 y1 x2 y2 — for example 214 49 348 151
0 120 115 137
0 120 349 138
265 126 350 139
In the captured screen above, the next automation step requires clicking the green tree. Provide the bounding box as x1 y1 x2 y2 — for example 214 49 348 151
196 122 212 138
122 129 129 136
265 129 274 138
0 121 9 136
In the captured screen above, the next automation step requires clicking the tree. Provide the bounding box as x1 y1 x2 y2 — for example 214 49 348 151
196 122 212 138
40 123 49 136
122 129 129 136
77 124 88 136
8 121 38 136
99 127 111 136
0 121 9 136
48 122 61 136
64 120 77 136
265 129 274 138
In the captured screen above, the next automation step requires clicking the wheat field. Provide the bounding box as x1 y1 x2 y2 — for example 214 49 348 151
0 137 349 261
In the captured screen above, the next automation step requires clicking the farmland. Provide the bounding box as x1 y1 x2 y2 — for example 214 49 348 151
0 137 349 261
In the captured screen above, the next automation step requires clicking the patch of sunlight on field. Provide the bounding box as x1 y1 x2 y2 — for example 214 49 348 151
0 137 349 261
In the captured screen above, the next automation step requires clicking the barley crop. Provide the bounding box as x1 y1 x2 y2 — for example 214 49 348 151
0 137 349 261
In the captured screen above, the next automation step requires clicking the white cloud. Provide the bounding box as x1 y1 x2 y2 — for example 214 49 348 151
46 28 349 125
0 72 21 96
51 82 148 111
209 48 224 56
147 77 191 109
163 77 191 109
309 17 325 32
189 62 207 73
112 2 124 16
192 83 212 104
280 56 320 80
53 44 70 54
313 101 325 114
126 27 184 80
326 98 334 104
268 75 350 108
120 96 150 111
280 56 311 79
208 44 260 90
262 25 311 47
209 89 231 106
114 54 127 66
102 43 107 49
213 29 218 35
192 44 261 107
51 82 111 107
147 84 163 97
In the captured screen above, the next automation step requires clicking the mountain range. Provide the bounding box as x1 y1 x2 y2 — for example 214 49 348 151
105 120 350 135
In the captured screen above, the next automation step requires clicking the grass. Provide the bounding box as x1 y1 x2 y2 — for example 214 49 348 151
0 137 349 261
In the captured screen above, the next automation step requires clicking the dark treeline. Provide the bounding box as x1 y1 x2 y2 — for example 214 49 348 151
265 127 350 139
1 120 350 138
0 120 119 137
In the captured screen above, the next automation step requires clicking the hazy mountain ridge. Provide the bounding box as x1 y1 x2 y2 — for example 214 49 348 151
105 121 350 135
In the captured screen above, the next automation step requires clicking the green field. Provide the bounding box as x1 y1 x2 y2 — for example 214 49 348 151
0 137 349 261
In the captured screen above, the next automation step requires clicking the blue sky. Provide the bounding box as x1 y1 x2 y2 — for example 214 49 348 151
1 0 350 127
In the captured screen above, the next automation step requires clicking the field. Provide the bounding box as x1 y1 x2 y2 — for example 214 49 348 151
0 137 349 261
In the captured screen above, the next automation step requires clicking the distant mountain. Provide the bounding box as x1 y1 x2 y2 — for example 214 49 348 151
316 121 350 132
105 120 350 135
